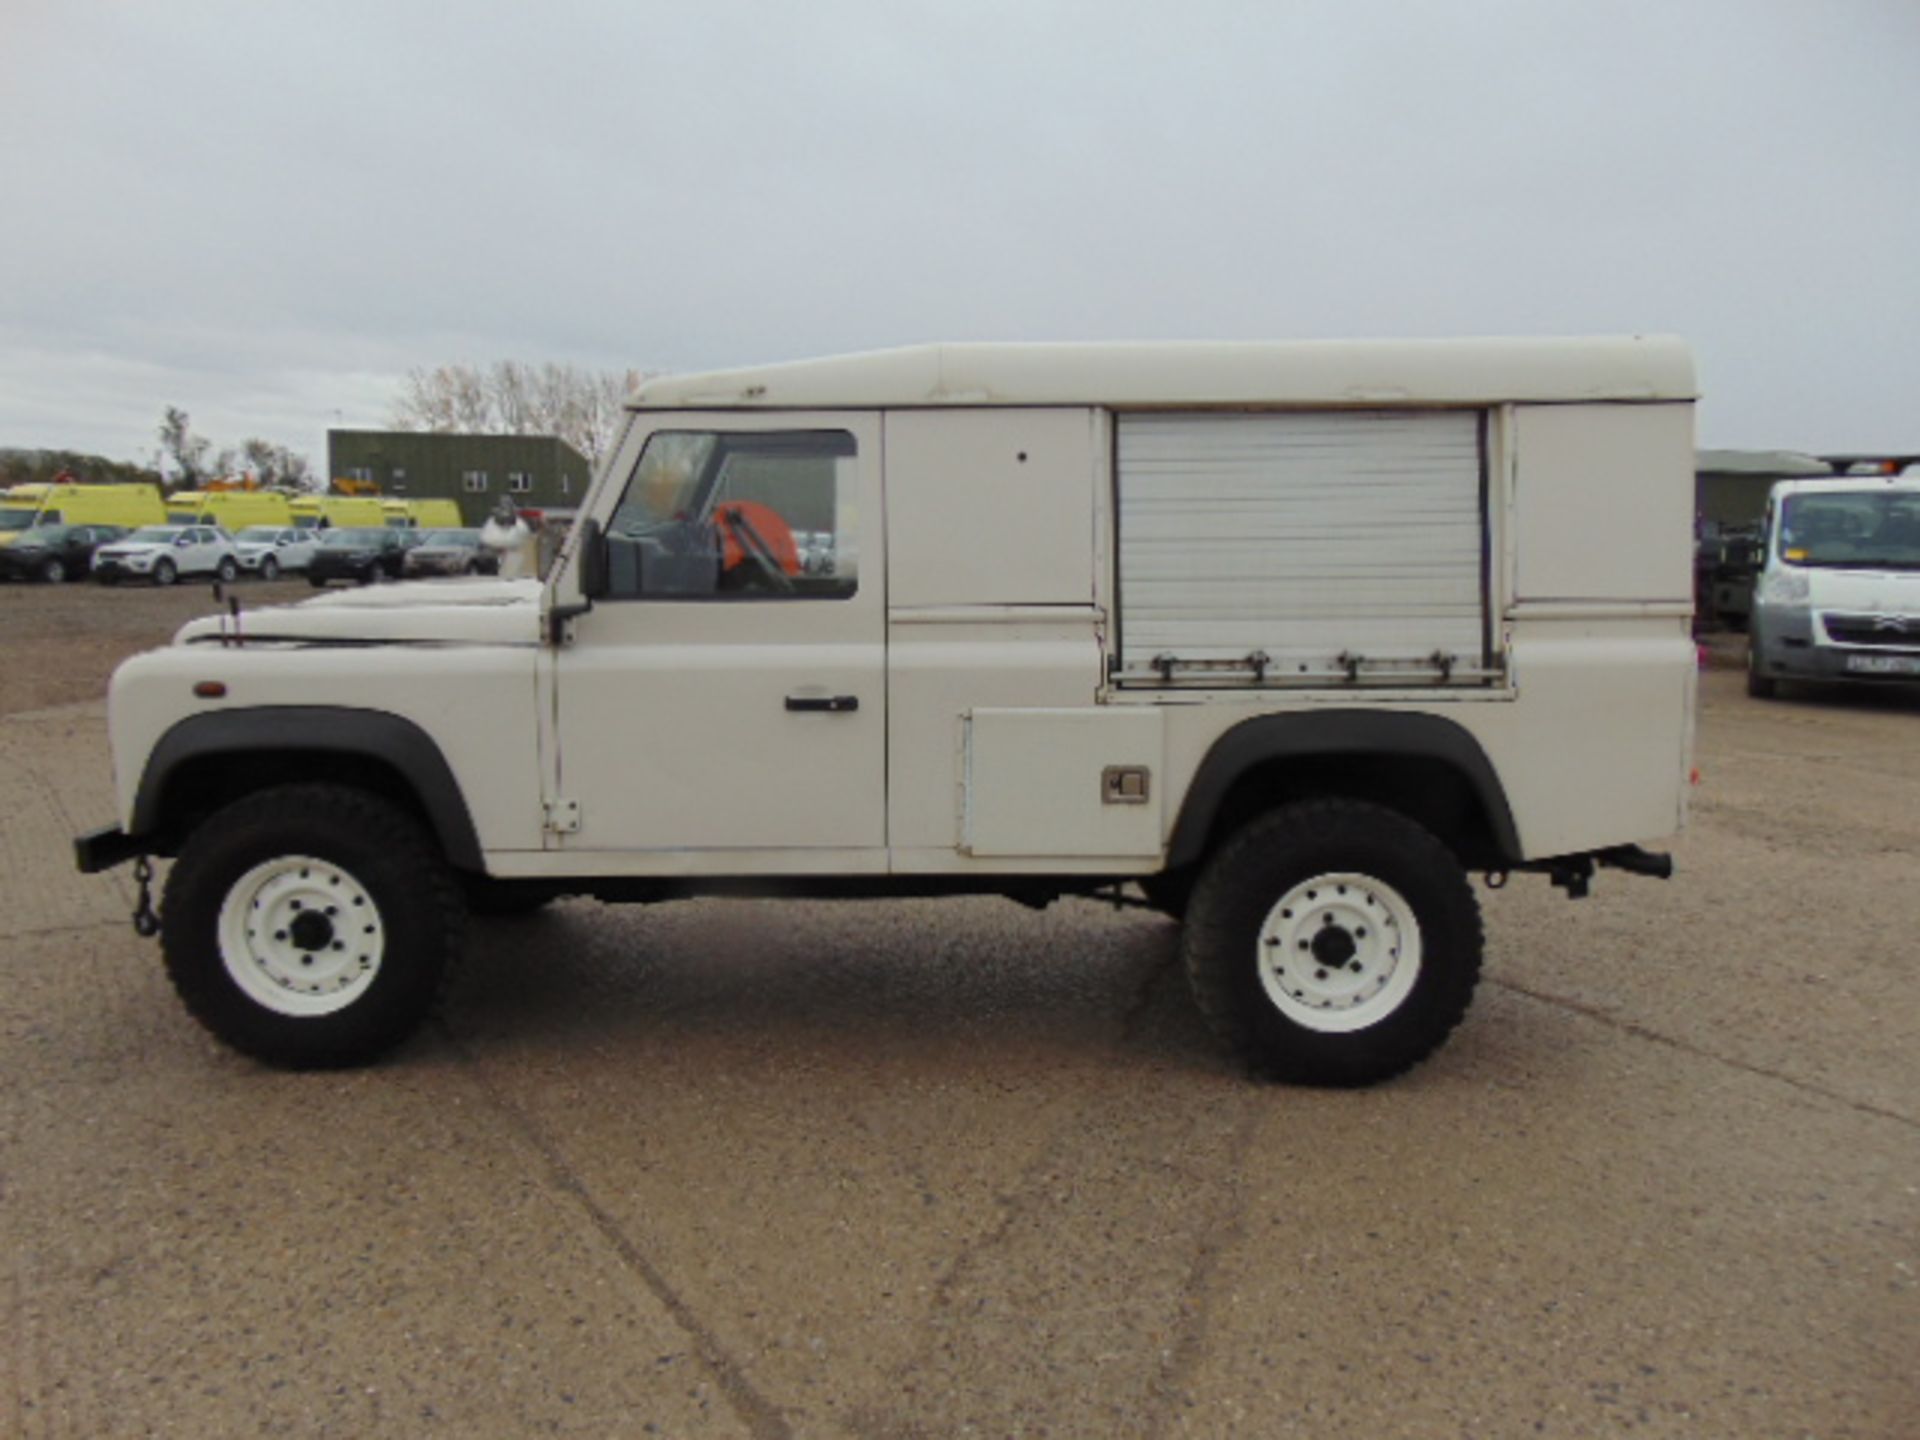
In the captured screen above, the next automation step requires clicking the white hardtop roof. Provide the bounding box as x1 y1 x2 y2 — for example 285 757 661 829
1772 474 1920 498
631 336 1695 412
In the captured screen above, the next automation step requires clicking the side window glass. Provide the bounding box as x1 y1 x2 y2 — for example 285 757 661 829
602 430 858 601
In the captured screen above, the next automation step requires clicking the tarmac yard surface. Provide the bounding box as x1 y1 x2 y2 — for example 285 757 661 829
2 585 1914 1438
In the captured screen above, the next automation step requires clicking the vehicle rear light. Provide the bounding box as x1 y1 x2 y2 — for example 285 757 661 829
193 681 227 699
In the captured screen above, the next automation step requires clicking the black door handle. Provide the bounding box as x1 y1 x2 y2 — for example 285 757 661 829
785 694 859 713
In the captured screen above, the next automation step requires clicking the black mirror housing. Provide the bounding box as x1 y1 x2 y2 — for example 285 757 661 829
577 517 608 599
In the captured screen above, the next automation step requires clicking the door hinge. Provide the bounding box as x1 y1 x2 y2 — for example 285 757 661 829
543 798 581 834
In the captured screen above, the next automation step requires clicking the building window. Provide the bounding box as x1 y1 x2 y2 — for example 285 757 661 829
463 470 489 493
348 466 374 484
508 472 533 494
561 474 571 495
390 467 408 493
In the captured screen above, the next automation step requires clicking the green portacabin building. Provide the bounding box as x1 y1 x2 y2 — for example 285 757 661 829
326 431 591 526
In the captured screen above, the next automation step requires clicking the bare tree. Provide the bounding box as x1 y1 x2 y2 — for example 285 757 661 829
279 449 317 491
239 438 317 489
391 367 460 432
157 406 211 490
388 361 643 465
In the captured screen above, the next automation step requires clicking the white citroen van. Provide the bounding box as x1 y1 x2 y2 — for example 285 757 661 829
1748 474 1920 696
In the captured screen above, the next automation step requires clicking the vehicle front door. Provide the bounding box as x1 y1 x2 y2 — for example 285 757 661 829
550 412 885 862
190 527 225 572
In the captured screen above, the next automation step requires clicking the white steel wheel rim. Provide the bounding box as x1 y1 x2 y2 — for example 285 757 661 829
1256 871 1423 1033
217 855 386 1017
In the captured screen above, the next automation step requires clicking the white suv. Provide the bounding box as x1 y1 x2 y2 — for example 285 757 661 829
231 526 318 580
91 525 240 586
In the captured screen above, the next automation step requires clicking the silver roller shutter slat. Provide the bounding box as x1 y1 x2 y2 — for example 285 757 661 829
1116 411 1488 684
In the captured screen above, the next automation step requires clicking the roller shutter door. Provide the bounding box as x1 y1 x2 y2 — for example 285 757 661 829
1115 410 1489 684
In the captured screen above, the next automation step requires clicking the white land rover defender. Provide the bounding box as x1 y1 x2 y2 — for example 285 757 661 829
75 339 1697 1085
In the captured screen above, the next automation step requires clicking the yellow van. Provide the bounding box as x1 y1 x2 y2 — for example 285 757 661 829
166 491 294 531
0 484 166 548
380 498 465 529
289 496 390 529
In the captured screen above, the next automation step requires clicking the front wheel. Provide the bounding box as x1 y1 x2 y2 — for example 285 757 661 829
1182 799 1483 1087
259 556 280 581
160 784 464 1068
152 558 177 586
39 557 67 584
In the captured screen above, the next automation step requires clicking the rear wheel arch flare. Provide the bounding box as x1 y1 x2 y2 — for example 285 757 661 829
1165 710 1522 870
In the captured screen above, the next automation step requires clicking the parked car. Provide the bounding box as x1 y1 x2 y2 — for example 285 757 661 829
306 527 419 586
91 526 239 586
401 528 499 579
231 526 318 580
0 524 128 583
1748 475 1920 697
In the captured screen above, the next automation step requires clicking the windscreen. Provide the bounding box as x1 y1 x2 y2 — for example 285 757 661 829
1778 491 1920 570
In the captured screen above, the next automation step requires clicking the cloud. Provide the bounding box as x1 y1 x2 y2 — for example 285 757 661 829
3 0 1917 459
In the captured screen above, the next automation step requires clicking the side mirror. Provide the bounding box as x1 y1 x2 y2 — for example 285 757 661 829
577 518 608 599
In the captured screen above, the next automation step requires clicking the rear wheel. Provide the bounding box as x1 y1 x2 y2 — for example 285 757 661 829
1182 799 1482 1086
216 557 239 583
160 784 464 1068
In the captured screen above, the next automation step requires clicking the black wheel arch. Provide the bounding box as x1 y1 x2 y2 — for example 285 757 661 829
131 707 484 871
1164 710 1523 873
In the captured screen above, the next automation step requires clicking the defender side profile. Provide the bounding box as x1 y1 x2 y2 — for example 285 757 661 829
76 337 1698 1085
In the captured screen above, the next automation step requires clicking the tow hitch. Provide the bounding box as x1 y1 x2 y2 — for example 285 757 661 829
1516 844 1674 900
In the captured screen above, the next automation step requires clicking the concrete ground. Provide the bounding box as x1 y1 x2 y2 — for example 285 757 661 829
1 587 1914 1438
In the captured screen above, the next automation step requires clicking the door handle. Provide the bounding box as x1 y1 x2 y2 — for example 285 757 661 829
785 694 859 713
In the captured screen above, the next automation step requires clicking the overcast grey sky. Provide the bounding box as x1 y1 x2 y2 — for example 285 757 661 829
3 0 1916 468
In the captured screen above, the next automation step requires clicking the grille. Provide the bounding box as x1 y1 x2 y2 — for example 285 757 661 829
1821 613 1920 649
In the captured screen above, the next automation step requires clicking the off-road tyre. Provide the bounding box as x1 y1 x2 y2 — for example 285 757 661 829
463 878 558 917
160 783 465 1069
152 558 177 586
1182 799 1483 1087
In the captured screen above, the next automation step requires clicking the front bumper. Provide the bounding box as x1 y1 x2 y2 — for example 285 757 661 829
92 558 155 581
308 561 377 584
1752 607 1920 682
74 824 144 874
